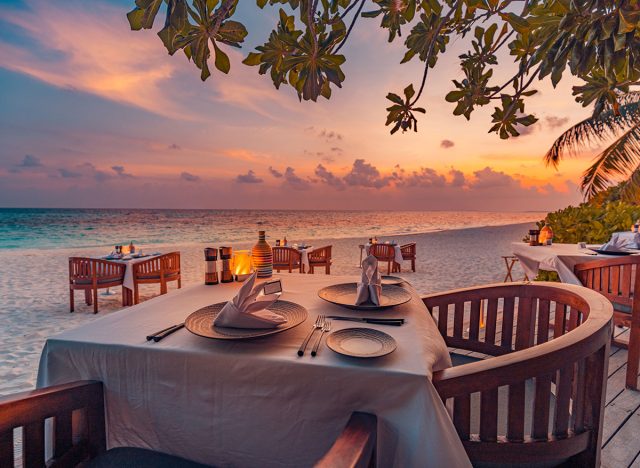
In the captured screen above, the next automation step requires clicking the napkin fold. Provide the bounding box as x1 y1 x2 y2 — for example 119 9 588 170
601 236 631 252
213 272 287 329
356 254 382 305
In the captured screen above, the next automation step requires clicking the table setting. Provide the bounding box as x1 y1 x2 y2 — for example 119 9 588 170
513 231 640 284
37 260 468 466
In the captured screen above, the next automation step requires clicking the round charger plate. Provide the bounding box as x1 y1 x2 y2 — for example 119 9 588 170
184 300 307 340
381 275 405 286
326 328 397 358
318 283 411 310
592 249 633 256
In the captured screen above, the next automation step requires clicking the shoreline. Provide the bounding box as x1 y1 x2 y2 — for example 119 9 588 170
0 221 537 255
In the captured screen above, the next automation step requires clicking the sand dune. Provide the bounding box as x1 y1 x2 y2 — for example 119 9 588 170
0 222 534 395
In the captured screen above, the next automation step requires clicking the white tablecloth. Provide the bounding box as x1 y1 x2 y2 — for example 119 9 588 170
300 247 311 270
37 274 469 467
100 253 161 289
512 242 613 284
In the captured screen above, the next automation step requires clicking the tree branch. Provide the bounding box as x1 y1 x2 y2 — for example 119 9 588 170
335 0 366 53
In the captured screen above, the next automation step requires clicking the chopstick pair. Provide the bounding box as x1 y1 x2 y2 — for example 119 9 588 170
326 316 404 326
146 323 184 342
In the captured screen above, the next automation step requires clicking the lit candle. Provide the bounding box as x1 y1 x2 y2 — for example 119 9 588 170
233 250 253 281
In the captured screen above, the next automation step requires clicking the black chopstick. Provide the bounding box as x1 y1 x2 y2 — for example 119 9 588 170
153 323 185 342
146 324 179 341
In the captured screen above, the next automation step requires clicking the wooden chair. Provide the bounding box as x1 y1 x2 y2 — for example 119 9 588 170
575 256 640 390
308 246 332 274
69 258 126 314
368 244 395 275
272 247 302 273
0 380 377 468
400 243 416 272
131 252 181 305
423 282 612 467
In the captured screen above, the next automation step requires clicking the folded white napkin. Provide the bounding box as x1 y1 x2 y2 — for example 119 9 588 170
633 233 640 249
356 254 382 305
601 236 630 251
214 272 287 329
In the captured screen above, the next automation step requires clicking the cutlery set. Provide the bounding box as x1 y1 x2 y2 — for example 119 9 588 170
297 314 403 357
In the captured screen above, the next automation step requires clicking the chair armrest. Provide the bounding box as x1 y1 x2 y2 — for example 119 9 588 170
315 412 377 468
0 380 105 467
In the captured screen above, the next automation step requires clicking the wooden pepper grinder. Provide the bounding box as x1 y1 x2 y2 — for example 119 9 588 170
219 246 234 283
204 248 218 285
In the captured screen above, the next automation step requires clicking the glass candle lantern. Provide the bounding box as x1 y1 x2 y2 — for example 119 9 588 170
232 250 253 281
219 246 234 283
204 247 219 285
529 229 540 246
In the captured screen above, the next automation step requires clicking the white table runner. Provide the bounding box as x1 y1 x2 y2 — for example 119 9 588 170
37 274 469 467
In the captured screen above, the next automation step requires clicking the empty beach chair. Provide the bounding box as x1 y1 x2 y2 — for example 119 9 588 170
131 252 181 305
69 257 126 314
308 246 332 275
272 247 302 273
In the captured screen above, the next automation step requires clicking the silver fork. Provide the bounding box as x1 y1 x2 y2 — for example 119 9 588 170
298 315 325 356
311 320 331 357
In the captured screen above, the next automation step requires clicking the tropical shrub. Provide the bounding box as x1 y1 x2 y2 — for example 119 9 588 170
540 200 640 244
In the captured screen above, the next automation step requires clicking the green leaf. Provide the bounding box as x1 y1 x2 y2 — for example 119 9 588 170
213 42 231 74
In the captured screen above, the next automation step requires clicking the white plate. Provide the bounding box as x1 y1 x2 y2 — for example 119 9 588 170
326 327 397 358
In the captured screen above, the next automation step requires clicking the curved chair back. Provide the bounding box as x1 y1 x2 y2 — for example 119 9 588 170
400 243 416 259
308 246 332 274
368 244 394 261
309 246 332 263
575 256 640 389
574 256 640 311
69 257 125 286
423 282 612 467
272 247 301 272
133 252 181 280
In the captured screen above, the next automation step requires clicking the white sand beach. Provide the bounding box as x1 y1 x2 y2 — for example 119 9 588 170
0 222 534 396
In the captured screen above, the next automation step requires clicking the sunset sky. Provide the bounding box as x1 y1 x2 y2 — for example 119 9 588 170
0 0 607 210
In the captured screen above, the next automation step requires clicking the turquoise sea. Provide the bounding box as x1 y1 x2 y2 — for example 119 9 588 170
0 208 544 250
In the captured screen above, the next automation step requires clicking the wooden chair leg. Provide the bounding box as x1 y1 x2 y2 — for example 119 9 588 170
387 261 391 275
411 259 415 272
178 277 181 289
326 264 330 275
134 284 140 305
160 277 167 295
85 289 92 305
626 324 640 390
122 287 128 306
70 288 74 313
93 288 98 314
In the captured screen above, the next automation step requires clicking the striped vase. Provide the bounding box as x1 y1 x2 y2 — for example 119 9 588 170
252 231 273 278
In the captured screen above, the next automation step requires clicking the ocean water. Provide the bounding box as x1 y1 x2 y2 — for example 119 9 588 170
0 208 544 250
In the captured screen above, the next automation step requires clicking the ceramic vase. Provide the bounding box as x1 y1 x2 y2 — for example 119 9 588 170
252 231 273 278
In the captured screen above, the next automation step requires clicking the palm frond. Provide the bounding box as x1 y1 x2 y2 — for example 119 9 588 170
581 123 640 199
544 93 640 168
618 163 640 202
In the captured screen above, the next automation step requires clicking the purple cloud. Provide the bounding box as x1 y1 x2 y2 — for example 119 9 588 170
315 164 345 190
236 170 263 184
181 171 200 182
268 166 283 178
343 159 391 189
283 167 311 190
440 139 455 149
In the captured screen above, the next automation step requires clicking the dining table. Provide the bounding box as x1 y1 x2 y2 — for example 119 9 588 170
36 274 470 467
98 252 162 290
511 242 634 284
